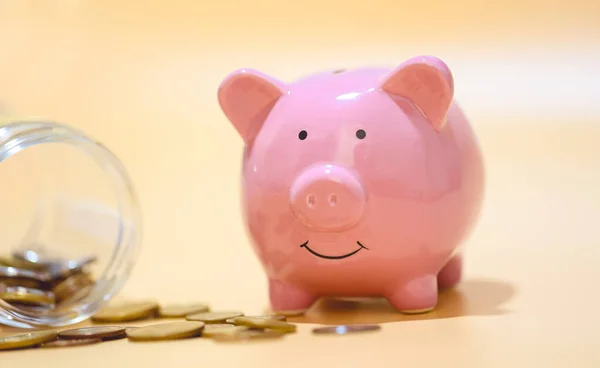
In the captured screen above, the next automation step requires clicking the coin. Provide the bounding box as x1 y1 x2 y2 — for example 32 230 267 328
46 256 97 280
158 303 210 318
0 330 58 351
0 286 56 307
58 326 127 341
311 324 381 335
41 338 101 348
185 311 244 324
227 316 297 333
201 324 246 338
0 255 48 270
12 249 96 269
126 321 205 342
272 309 306 317
52 272 95 302
0 277 44 289
0 266 51 283
211 329 285 343
91 301 159 322
226 314 286 323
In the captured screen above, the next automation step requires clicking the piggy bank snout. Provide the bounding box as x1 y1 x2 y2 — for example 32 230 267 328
289 165 365 232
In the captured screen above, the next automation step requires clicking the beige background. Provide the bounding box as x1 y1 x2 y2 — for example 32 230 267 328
0 1 599 367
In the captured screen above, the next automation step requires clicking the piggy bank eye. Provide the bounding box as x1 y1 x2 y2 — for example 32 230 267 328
355 129 366 139
298 130 308 140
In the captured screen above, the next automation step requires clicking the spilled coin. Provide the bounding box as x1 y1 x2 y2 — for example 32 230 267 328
186 311 244 324
211 329 285 343
0 330 58 351
311 324 381 335
126 321 205 342
228 317 297 333
91 301 159 323
158 303 210 318
41 338 101 348
58 326 127 341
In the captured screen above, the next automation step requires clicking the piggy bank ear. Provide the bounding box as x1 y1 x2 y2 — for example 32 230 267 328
381 56 454 131
218 69 286 143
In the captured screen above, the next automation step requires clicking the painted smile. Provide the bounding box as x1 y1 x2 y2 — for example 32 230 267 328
300 241 368 260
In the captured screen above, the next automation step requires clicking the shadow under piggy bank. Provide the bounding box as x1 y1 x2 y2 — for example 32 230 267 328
282 278 515 325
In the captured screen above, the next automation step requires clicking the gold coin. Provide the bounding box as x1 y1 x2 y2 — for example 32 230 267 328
0 266 52 283
91 301 159 323
41 338 101 348
0 277 44 289
185 311 243 324
46 256 97 281
158 303 210 318
272 309 306 317
58 284 94 306
0 286 55 307
228 317 297 333
58 326 127 340
126 321 205 342
211 329 285 343
0 255 48 270
201 324 246 338
311 324 381 335
226 314 286 324
52 273 95 303
0 330 58 351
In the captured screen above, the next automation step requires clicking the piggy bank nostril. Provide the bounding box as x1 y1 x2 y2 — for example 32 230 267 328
306 195 316 207
329 194 338 206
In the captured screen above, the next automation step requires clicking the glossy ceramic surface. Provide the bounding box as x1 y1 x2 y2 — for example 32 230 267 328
218 56 485 314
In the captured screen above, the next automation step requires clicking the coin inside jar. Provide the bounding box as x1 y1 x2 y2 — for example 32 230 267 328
52 272 95 302
0 276 44 289
0 266 51 283
0 286 56 307
126 321 205 342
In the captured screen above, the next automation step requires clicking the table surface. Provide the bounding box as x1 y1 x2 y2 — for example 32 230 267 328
0 1 599 367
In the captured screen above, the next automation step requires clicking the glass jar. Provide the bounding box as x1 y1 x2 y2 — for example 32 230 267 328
0 117 141 328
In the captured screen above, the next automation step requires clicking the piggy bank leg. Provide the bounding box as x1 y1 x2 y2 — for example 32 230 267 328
268 279 318 313
437 254 463 290
386 275 438 314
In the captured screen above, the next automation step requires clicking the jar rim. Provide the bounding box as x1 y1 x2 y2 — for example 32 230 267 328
0 120 142 328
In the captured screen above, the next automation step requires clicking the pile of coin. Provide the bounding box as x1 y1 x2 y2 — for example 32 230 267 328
0 248 382 351
0 297 383 351
0 249 96 312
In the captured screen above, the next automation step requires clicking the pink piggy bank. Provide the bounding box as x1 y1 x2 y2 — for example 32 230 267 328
218 56 485 314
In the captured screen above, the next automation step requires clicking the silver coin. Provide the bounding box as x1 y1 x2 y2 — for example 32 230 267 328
311 324 381 335
12 249 52 265
0 266 51 282
13 250 96 277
